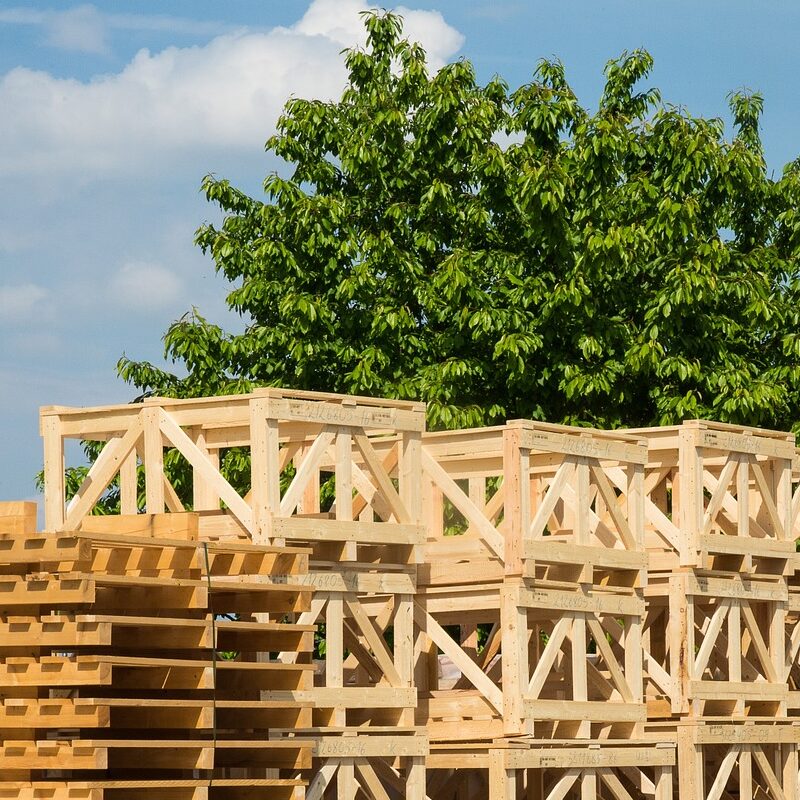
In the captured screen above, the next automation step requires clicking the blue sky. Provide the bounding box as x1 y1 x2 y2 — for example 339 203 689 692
1 0 799 503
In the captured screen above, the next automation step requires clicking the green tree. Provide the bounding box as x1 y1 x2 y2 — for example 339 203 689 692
118 11 800 433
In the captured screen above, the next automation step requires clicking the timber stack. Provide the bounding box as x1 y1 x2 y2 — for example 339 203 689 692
0 501 314 799
0 388 797 798
633 421 799 799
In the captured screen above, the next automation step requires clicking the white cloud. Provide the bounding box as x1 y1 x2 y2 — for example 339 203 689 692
110 261 183 311
0 5 237 53
0 284 48 323
44 5 109 55
0 0 463 179
294 0 463 62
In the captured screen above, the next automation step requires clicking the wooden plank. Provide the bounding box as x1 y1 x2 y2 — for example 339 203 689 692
517 585 643 616
505 746 675 770
517 425 647 464
312 735 428 758
265 396 424 432
523 697 647 723
524 540 646 571
271 517 424 545
41 414 64 531
80 512 198 540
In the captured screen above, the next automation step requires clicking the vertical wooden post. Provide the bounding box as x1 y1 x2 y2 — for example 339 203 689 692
502 581 528 736
727 599 743 716
406 756 426 800
776 451 792 542
654 763 673 800
327 593 345 728
782 741 798 800
575 456 590 546
192 427 219 511
737 454 750 538
400 429 422 525
119 450 138 515
41 412 65 531
580 771 597 800
489 749 515 800
250 396 280 545
627 462 645 551
677 725 701 800
770 596 787 716
395 593 414 726
625 613 644 707
678 425 702 566
142 406 164 515
503 426 527 577
739 747 753 800
337 758 356 800
336 429 356 561
669 574 690 715
571 611 590 739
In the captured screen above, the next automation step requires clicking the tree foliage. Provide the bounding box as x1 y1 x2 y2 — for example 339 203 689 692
118 11 800 433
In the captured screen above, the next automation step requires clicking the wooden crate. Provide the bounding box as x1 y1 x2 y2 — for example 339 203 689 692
415 578 646 741
416 422 648 741
38 390 428 794
645 572 788 719
420 422 648 584
39 388 425 542
427 739 675 800
631 421 796 574
645 719 800 800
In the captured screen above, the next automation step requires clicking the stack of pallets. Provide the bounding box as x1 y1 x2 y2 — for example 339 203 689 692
0 501 314 800
635 421 799 800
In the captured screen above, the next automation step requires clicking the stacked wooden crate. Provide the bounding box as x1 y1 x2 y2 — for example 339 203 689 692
634 421 800 800
22 389 800 798
38 389 429 800
0 501 314 800
418 421 675 800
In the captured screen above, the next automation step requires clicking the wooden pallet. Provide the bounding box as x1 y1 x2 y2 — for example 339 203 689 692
0 507 315 797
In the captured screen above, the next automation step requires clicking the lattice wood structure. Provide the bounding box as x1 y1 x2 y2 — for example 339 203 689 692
38 390 427 800
632 421 796 574
0 394 797 798
417 422 648 746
